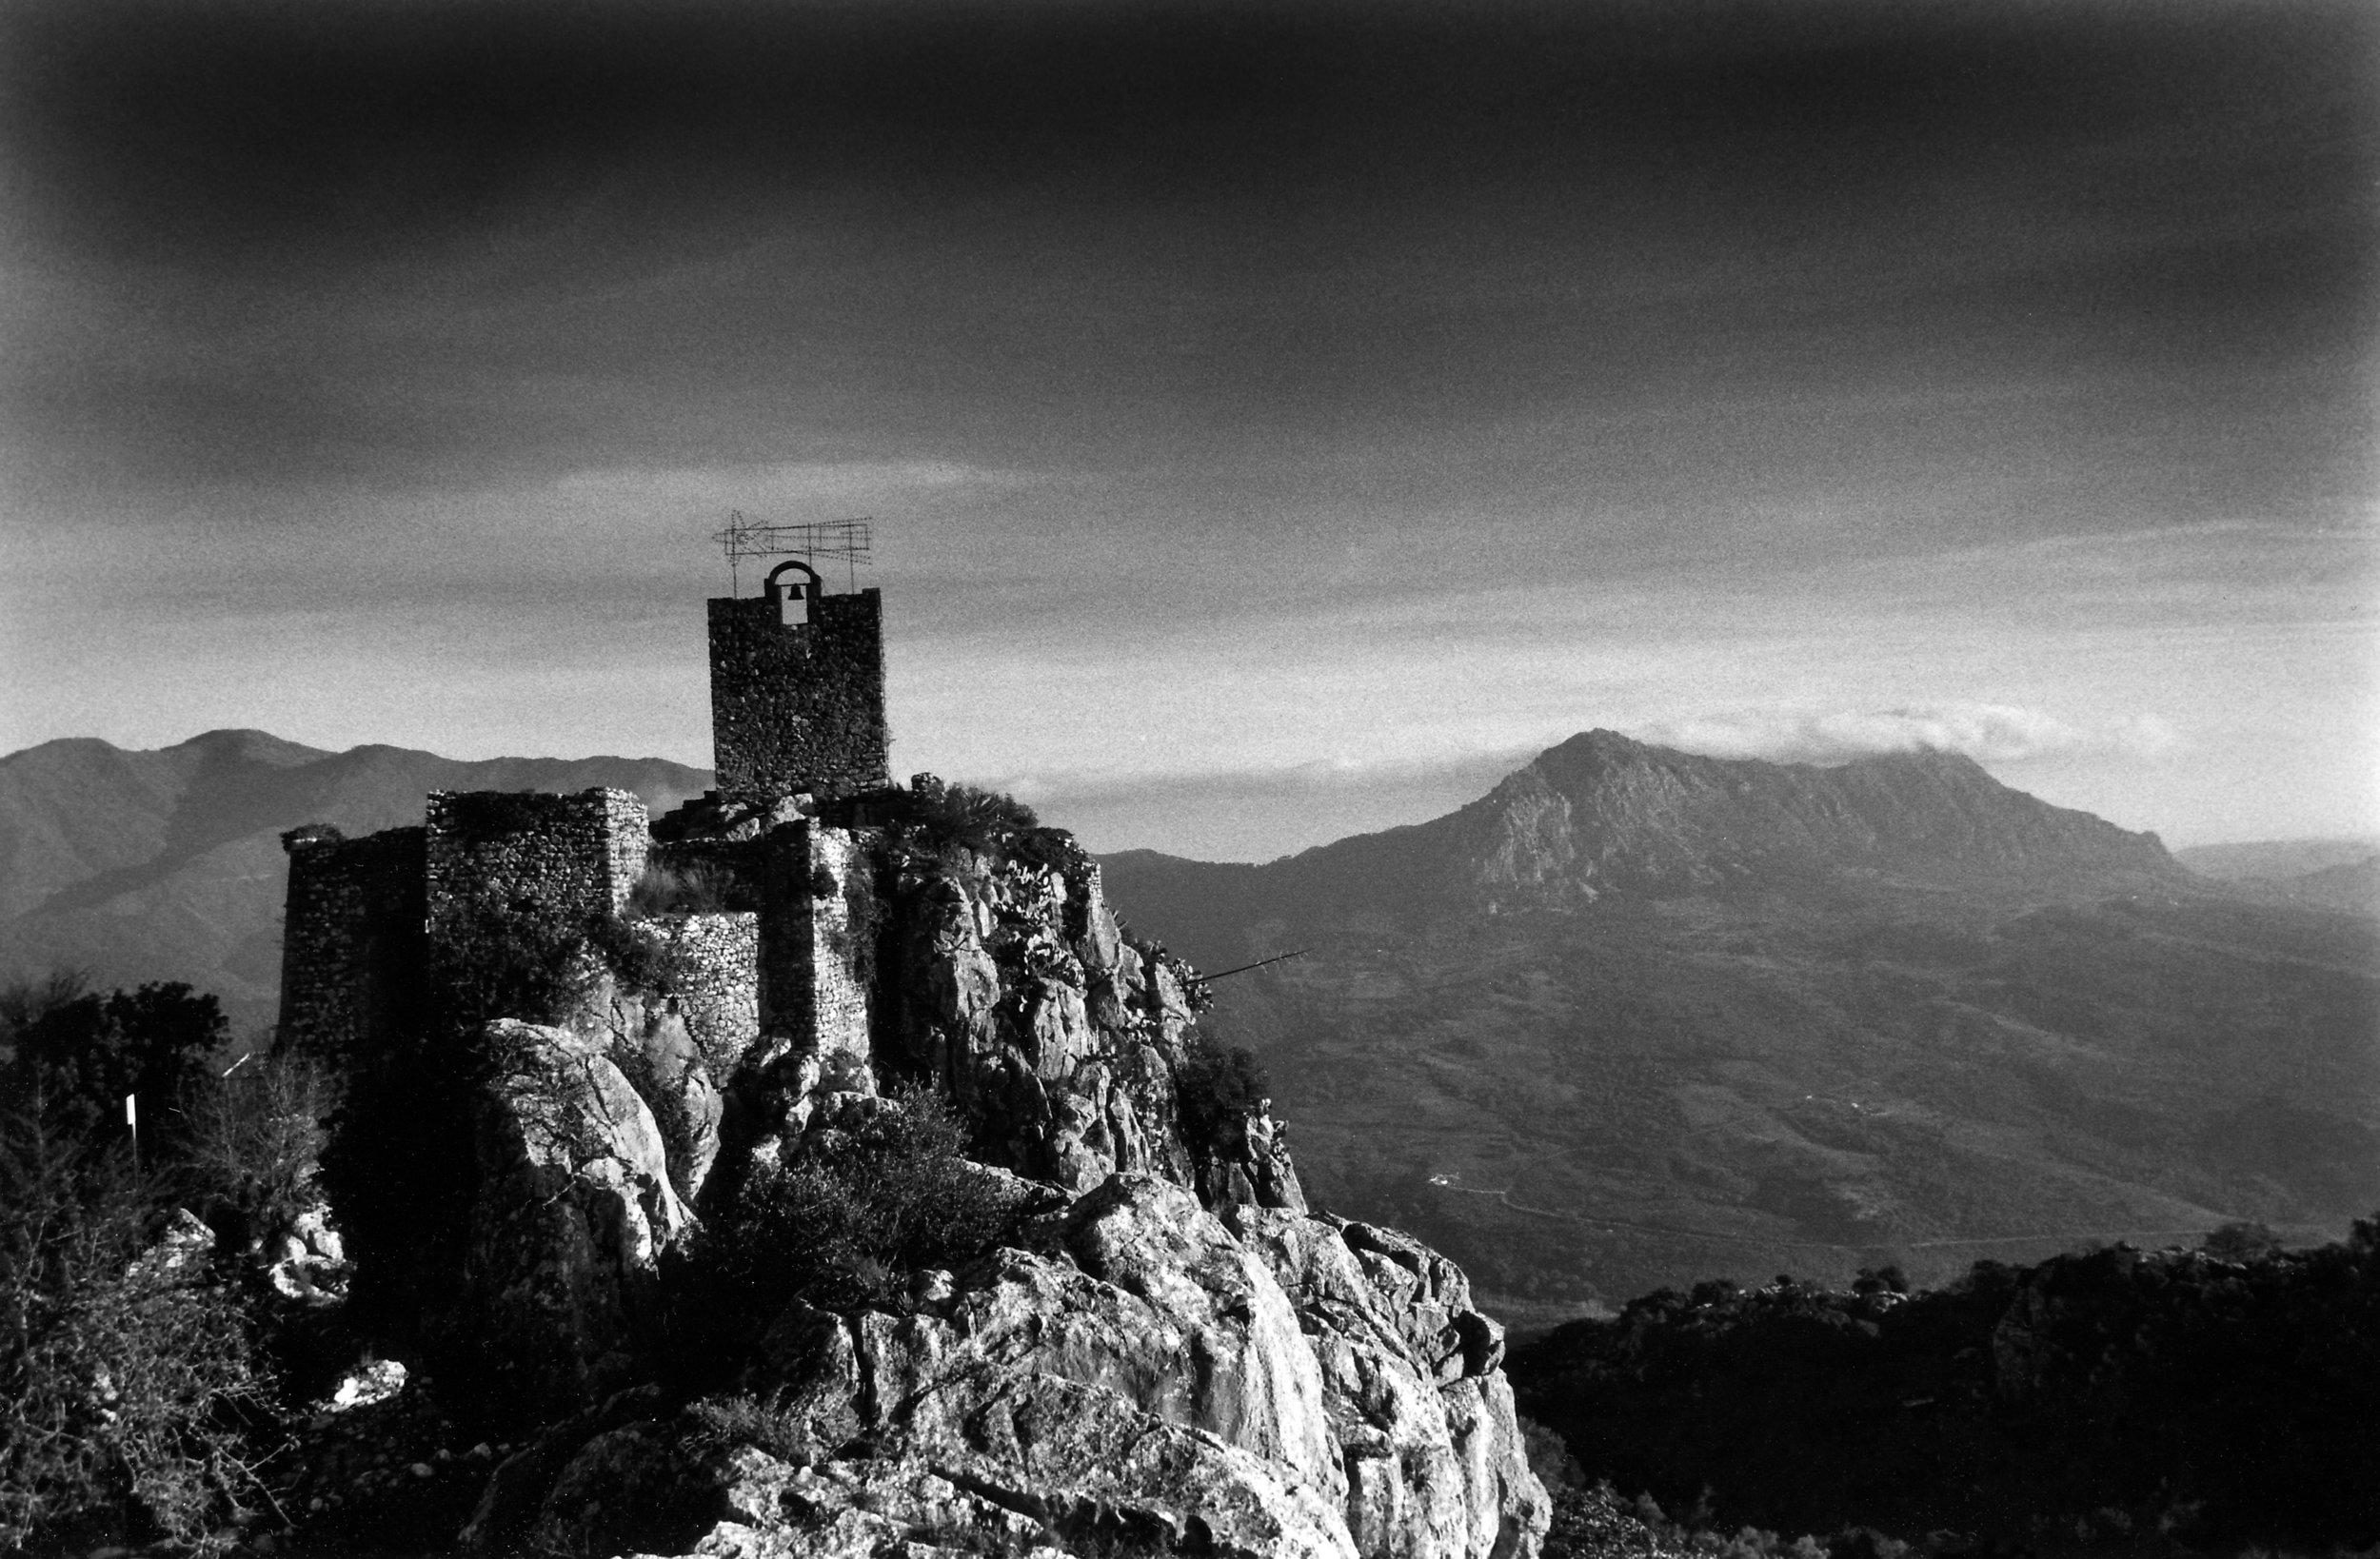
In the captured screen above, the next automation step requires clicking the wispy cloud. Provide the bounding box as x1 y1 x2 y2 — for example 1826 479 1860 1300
1636 704 2185 767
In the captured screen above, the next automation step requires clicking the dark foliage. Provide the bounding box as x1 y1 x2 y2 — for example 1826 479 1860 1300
892 775 1079 873
1510 1221 2380 1553
2197 1218 2279 1261
432 896 604 1033
1173 1036 1271 1144
667 1088 1021 1372
0 977 228 1158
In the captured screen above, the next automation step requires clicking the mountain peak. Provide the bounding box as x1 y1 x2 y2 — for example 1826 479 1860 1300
176 728 331 767
1458 728 2180 903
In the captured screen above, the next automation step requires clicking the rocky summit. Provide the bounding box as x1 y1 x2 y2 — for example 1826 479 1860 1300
289 779 1548 1558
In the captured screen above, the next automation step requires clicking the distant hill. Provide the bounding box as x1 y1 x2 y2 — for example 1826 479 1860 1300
2175 837 2380 880
0 730 711 1029
1101 732 2380 1322
2176 837 2380 917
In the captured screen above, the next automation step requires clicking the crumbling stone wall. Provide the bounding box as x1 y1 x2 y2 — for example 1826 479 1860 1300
277 824 428 1060
645 911 761 1077
425 788 650 947
707 588 889 802
756 822 879 1074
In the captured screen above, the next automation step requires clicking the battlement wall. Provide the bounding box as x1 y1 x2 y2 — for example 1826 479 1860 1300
707 588 889 803
424 788 651 945
277 823 428 1060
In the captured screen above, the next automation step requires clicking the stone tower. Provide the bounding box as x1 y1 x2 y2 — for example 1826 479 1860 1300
706 560 890 803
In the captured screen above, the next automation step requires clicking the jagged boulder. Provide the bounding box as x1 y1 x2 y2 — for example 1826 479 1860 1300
881 841 1310 1217
883 847 1201 1193
609 997 726 1203
444 1019 692 1425
1222 1204 1547 1558
482 1174 1545 1559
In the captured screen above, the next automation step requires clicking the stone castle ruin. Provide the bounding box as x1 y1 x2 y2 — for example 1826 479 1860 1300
708 559 890 802
272 545 1549 1559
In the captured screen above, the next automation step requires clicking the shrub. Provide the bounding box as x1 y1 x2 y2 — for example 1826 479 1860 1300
1173 1037 1272 1144
894 776 1080 872
684 1391 816 1464
672 1087 1020 1361
586 914 694 1000
175 1050 333 1253
0 1106 278 1555
433 897 606 1033
2201 1219 2281 1261
903 776 1041 848
628 861 735 918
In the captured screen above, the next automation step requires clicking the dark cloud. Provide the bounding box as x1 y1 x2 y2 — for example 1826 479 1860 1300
3 1 2374 847
8 0 2371 530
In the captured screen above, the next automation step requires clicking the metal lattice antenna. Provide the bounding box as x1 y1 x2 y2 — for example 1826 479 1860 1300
712 512 875 594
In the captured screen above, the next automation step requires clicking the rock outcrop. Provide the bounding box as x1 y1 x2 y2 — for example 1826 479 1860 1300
875 831 1304 1214
442 1019 691 1424
313 793 1542 1554
474 1175 1546 1559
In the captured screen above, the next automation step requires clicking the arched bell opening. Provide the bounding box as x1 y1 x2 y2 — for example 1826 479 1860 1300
765 560 822 627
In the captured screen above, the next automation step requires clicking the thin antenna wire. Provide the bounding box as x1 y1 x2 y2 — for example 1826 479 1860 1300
712 514 874 594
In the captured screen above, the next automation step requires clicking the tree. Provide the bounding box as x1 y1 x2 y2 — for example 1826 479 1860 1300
1 978 228 1158
2201 1220 2281 1262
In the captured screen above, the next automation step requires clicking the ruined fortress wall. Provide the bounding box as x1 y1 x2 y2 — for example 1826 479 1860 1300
807 827 875 1056
707 589 889 803
649 911 762 1076
277 824 428 1060
424 789 651 944
757 821 878 1062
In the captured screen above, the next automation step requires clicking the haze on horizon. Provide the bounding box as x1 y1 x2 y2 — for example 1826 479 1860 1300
2 0 2373 863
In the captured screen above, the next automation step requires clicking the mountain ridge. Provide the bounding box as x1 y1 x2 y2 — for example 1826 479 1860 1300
1098 733 2375 1313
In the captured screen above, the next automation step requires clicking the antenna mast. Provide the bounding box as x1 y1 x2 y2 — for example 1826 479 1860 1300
712 512 875 595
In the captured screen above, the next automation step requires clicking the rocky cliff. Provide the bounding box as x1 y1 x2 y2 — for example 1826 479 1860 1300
316 789 1549 1558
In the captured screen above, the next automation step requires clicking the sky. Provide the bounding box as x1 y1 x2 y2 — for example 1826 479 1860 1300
2 0 2374 861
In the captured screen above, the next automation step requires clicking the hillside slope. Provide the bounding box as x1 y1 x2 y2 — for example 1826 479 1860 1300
0 730 711 1027
1102 734 2379 1316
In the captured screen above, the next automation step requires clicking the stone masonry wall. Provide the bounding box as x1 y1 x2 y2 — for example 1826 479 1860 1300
425 789 651 950
645 910 761 1078
277 824 428 1060
809 827 874 1056
707 588 889 802
757 821 879 1082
